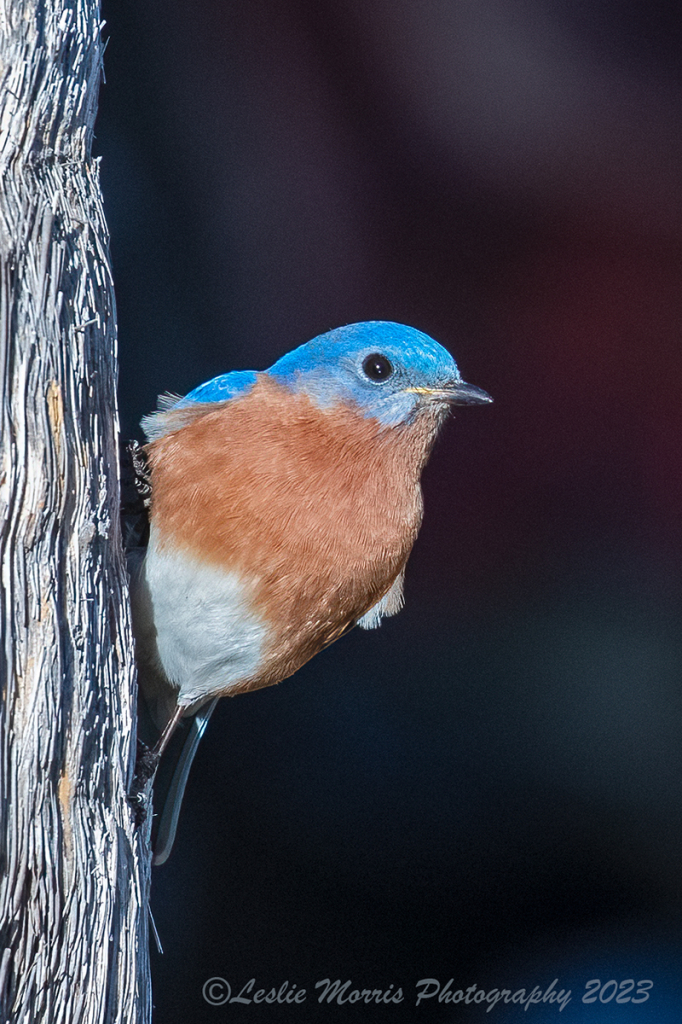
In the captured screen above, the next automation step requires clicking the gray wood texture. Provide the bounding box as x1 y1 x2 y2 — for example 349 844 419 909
0 2 150 1021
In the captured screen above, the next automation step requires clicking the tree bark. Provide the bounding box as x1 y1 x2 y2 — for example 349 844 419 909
0 2 150 1022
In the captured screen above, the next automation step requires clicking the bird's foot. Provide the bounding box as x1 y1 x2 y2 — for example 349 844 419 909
128 739 161 827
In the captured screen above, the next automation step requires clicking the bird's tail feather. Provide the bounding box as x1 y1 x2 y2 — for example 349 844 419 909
152 698 219 865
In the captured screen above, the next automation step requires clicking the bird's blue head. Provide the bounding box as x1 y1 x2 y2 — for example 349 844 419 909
266 321 491 427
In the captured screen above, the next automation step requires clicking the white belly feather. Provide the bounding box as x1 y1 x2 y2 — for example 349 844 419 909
134 531 269 707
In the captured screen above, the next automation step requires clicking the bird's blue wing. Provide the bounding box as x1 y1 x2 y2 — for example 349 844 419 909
180 370 258 406
141 370 258 440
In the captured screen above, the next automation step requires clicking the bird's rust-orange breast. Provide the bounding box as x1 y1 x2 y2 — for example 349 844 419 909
147 376 441 687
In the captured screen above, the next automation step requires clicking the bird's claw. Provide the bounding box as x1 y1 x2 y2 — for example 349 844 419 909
128 739 161 827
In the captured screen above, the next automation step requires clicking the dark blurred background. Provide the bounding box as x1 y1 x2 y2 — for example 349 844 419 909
97 0 682 1019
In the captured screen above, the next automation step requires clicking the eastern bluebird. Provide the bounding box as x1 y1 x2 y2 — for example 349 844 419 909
128 321 490 862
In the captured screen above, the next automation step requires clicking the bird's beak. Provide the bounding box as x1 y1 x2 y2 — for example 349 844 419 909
445 380 493 405
406 381 493 405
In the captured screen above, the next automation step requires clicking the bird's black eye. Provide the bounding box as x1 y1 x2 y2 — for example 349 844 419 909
362 353 394 382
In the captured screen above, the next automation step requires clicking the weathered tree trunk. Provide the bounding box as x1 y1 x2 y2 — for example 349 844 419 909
0 2 150 1022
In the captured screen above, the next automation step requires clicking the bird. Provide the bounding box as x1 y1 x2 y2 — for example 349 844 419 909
127 320 491 862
